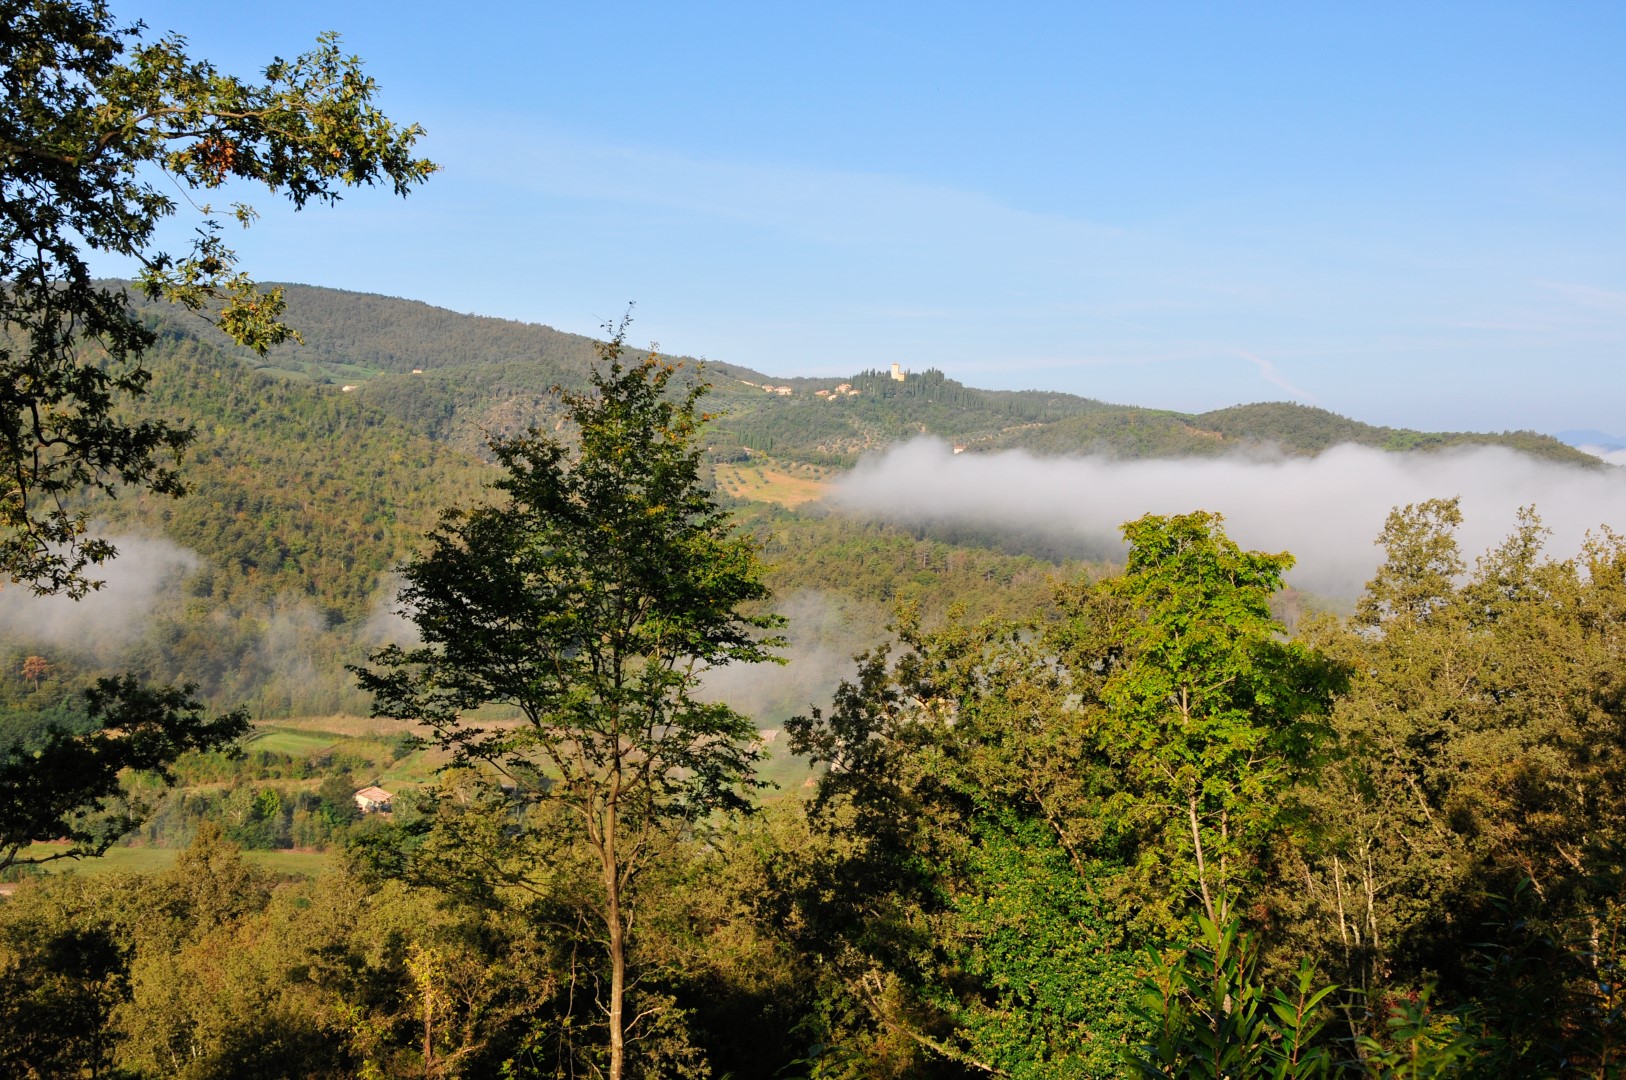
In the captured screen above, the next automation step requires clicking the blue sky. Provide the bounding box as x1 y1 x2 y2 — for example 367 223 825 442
106 2 1625 433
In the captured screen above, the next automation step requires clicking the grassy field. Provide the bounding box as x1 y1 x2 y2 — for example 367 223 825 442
242 850 331 876
380 752 445 786
246 727 346 756
13 844 331 879
261 712 813 797
271 714 420 739
246 717 448 784
715 461 832 507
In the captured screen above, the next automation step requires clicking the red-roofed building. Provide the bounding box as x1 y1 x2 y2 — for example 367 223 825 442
353 785 394 813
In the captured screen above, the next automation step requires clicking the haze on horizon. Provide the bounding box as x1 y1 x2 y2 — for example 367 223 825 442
95 1 1625 436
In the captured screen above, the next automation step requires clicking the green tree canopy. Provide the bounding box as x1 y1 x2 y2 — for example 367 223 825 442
0 0 434 593
355 327 783 1080
1066 511 1345 924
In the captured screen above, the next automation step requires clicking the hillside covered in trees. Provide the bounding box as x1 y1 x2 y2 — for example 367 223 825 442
136 284 1594 467
1 284 1621 1078
0 281 1591 727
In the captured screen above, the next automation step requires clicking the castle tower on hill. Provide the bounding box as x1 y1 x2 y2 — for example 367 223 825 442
889 362 906 382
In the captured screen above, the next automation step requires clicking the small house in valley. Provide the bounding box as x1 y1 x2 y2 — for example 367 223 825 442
353 785 394 814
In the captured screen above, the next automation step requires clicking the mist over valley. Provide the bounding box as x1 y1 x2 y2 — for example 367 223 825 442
0 285 1610 727
6 8 1624 1073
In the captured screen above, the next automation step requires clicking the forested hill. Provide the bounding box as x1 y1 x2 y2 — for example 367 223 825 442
132 283 1593 467
984 400 1594 463
22 297 1099 720
29 282 1578 724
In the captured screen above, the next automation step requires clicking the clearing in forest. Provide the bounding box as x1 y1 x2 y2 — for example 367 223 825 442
714 461 831 507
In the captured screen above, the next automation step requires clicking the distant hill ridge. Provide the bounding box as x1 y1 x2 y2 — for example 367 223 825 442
129 282 1595 468
7 281 1592 720
1556 429 1626 452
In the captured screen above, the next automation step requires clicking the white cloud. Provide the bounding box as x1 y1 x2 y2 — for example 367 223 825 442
359 573 422 649
1229 349 1316 402
696 591 873 727
831 439 1626 597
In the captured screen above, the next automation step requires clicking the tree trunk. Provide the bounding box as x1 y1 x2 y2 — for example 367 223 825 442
1189 794 1218 924
603 803 626 1080
423 986 435 1075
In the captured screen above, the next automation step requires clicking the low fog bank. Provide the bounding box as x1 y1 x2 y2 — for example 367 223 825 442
0 535 198 651
832 439 1626 598
697 591 877 728
360 573 422 649
1580 445 1626 468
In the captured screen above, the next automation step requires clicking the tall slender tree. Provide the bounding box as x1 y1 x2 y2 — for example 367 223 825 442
355 326 783 1079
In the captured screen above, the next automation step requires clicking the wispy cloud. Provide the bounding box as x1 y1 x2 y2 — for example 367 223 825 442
1539 280 1626 313
0 535 197 653
1229 349 1316 401
475 123 1117 256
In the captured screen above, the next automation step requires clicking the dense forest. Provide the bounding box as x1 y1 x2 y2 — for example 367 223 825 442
1 287 1621 1077
3 3 1617 1073
5 491 1623 1076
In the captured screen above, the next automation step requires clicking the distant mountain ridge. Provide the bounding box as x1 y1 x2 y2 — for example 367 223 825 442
987 400 1595 465
131 283 1596 468
1556 429 1626 453
6 281 1594 720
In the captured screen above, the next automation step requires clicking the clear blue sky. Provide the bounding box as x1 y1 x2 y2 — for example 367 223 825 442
106 2 1625 433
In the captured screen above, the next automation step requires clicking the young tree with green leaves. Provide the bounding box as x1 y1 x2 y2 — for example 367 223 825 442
1061 511 1344 926
355 327 783 1080
0 0 435 594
